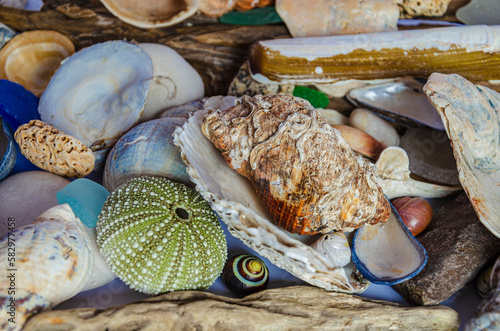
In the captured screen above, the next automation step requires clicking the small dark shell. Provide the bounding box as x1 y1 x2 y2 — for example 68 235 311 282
222 254 269 296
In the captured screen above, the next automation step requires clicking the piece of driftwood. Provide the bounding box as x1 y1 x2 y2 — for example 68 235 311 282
24 286 459 331
0 0 289 95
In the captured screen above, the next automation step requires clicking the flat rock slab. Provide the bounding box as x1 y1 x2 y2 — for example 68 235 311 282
24 286 459 330
393 193 500 305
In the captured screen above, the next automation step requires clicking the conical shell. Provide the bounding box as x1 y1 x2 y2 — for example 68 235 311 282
201 95 390 235
0 204 93 331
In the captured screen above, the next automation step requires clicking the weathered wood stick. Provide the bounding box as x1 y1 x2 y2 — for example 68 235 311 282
0 0 289 95
24 286 459 331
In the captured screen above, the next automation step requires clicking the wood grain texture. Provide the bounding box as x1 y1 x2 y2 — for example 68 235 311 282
24 286 460 331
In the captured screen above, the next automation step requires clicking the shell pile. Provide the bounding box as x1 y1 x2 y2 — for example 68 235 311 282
201 94 390 235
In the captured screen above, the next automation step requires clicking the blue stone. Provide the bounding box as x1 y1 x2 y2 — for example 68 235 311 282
0 79 40 131
57 178 110 228
0 116 16 181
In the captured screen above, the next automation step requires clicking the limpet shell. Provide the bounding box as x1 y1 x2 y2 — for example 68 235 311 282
14 120 95 178
0 30 75 97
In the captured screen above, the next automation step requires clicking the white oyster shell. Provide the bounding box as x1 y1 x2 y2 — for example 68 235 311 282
174 96 369 293
424 73 500 238
39 40 153 151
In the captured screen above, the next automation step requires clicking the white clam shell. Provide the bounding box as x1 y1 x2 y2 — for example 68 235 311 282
424 73 500 238
38 40 153 151
375 146 462 199
174 96 369 293
0 204 93 330
138 43 204 123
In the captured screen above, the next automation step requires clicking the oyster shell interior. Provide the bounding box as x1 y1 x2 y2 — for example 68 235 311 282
347 78 444 130
352 203 427 285
174 96 369 293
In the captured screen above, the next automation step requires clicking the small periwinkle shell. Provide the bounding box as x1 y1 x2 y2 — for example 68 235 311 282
392 196 433 236
222 254 269 296
0 116 16 181
97 176 227 295
310 232 351 268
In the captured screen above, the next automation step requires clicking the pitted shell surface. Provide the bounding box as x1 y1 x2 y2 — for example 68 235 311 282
201 95 390 235
14 120 95 177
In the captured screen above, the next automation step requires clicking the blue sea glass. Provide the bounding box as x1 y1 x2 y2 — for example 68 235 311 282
57 178 110 228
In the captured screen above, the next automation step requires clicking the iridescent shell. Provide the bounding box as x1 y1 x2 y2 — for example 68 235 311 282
174 96 370 293
222 254 269 296
14 120 95 178
0 116 16 181
38 40 153 155
352 203 428 285
103 117 191 193
201 94 390 235
0 204 93 331
424 73 500 238
96 176 227 295
0 30 75 97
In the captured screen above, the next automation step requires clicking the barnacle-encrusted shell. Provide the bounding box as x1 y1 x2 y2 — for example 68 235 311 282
174 97 370 293
100 0 200 28
424 73 500 238
96 176 227 295
0 30 75 97
0 204 93 331
14 120 95 177
201 94 390 235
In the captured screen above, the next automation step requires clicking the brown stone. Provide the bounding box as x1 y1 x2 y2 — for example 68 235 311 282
24 286 460 330
393 193 500 305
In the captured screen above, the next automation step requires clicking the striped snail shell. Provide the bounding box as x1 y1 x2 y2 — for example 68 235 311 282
222 254 269 296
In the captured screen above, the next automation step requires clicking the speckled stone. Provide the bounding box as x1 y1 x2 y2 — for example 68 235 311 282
392 193 500 305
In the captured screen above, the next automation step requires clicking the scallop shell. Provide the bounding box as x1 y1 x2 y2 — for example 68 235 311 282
0 204 93 331
0 116 16 181
201 95 390 235
103 117 191 192
352 202 428 285
375 146 462 199
38 40 153 153
173 96 370 293
100 0 200 28
14 120 95 178
423 73 500 238
0 30 75 97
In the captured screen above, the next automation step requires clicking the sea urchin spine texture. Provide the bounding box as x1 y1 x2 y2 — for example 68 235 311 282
222 254 269 296
96 176 227 295
201 94 390 235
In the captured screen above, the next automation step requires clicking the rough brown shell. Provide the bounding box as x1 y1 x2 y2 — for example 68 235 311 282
14 120 95 177
201 95 390 234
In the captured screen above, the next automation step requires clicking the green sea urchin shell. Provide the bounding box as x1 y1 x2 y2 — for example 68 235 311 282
96 176 227 295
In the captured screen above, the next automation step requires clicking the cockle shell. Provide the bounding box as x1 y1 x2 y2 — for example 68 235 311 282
14 120 95 178
201 94 391 235
38 40 153 154
424 73 500 238
97 176 227 295
0 30 75 97
0 204 93 331
99 0 200 28
174 96 370 293
375 146 462 199
249 25 500 84
103 117 191 192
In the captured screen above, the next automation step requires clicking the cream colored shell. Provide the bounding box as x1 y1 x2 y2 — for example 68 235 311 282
396 0 452 18
0 204 93 331
14 120 95 178
174 96 369 293
424 73 500 238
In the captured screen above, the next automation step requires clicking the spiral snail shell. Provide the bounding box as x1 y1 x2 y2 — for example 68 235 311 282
222 254 269 296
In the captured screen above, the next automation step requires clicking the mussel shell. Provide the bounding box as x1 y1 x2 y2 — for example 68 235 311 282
103 117 191 192
222 254 269 296
0 116 16 181
352 201 428 285
347 78 444 130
